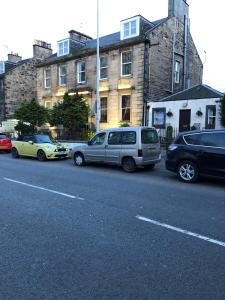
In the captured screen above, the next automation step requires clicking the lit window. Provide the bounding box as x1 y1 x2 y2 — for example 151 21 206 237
121 95 131 122
77 61 86 83
100 97 107 123
152 108 166 128
120 16 140 40
57 39 69 56
59 65 67 86
44 69 51 88
121 51 132 76
206 105 216 129
0 62 5 74
174 61 180 84
100 56 108 80
45 101 52 109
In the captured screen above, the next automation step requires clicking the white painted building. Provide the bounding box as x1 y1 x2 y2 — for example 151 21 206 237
148 84 224 136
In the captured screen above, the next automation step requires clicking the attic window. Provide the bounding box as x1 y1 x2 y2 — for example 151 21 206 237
57 39 69 56
120 16 140 40
0 61 5 74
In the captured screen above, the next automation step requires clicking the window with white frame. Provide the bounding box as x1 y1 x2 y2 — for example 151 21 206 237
0 62 5 74
100 56 108 80
152 108 166 128
205 105 216 129
174 61 180 84
77 61 86 83
59 65 67 86
120 16 140 40
121 95 131 122
121 51 132 76
100 97 107 123
57 39 69 56
44 69 51 88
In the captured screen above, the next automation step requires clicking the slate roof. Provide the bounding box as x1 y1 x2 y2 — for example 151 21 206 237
38 17 167 67
155 84 224 102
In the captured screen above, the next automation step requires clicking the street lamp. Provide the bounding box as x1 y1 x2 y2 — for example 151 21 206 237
96 0 100 132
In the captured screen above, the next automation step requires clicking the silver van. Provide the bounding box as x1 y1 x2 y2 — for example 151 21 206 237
72 126 161 172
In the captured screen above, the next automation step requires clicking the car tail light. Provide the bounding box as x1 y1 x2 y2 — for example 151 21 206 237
138 149 143 157
168 145 178 151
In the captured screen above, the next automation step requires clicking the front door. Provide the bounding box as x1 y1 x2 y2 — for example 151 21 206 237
179 109 191 132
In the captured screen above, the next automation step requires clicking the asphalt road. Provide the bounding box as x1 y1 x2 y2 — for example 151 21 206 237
0 152 225 300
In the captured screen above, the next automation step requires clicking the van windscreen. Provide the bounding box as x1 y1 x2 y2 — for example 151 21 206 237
141 129 159 144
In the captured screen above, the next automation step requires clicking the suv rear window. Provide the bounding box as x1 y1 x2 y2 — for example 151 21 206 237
141 129 159 144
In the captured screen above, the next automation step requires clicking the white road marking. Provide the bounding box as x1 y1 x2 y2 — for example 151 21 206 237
4 177 84 200
136 215 225 248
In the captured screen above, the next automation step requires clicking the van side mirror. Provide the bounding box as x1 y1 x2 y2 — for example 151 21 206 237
28 140 34 145
87 141 92 146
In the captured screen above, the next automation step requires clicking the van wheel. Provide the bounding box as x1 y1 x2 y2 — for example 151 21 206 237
37 150 46 161
74 152 85 166
12 147 19 158
122 157 136 173
177 161 199 183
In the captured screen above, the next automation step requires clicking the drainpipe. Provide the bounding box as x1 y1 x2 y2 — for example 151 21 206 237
171 18 177 94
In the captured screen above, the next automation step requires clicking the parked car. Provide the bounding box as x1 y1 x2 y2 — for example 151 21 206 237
11 134 70 161
165 129 225 182
72 126 161 172
0 133 12 153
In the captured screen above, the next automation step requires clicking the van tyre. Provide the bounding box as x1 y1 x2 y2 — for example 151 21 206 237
177 161 199 183
12 148 19 158
74 152 85 166
37 150 46 161
122 157 136 173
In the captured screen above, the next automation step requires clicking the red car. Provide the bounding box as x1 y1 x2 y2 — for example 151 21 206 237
0 133 12 153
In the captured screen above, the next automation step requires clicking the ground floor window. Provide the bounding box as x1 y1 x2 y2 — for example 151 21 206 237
205 105 216 129
121 95 131 122
100 97 107 123
152 108 166 128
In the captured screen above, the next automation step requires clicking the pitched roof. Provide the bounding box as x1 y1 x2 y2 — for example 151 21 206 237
38 16 167 66
155 84 224 102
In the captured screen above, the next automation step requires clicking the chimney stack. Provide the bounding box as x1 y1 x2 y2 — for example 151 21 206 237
7 52 22 63
33 40 52 59
168 0 189 23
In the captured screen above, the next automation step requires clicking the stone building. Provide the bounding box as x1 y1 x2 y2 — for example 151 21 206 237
36 0 203 129
0 41 52 121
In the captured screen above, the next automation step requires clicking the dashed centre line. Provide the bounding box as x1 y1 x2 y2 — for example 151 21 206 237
4 177 84 200
136 215 225 248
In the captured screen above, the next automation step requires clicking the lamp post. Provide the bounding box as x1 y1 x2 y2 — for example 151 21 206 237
96 0 100 132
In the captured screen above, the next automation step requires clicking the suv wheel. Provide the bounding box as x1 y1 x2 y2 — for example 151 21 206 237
37 150 46 161
74 152 85 166
122 157 136 173
177 161 199 183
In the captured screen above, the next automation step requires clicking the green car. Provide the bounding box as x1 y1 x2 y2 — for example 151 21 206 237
12 134 70 161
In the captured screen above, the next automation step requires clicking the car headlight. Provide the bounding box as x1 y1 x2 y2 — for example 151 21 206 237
168 145 178 151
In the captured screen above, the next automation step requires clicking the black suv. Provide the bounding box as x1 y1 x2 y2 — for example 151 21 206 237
165 130 225 183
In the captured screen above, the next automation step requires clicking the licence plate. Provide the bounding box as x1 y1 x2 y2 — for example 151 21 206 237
148 147 156 154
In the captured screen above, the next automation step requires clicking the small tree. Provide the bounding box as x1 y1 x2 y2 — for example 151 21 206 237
50 92 90 133
15 98 49 133
220 94 225 127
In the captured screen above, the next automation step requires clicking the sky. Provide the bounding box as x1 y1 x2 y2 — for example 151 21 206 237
0 0 224 92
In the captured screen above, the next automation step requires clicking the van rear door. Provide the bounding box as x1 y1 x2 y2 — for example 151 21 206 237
141 129 161 162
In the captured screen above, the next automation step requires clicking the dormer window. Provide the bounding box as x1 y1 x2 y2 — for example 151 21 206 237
57 39 69 56
120 16 140 40
0 62 5 74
